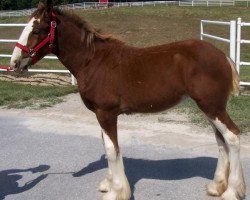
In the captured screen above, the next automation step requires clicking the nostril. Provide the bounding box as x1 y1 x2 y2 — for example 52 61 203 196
11 60 18 68
14 60 19 65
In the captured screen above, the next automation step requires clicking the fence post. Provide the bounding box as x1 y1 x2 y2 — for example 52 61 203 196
71 74 76 85
229 20 236 62
200 21 204 40
192 1 194 6
236 18 241 73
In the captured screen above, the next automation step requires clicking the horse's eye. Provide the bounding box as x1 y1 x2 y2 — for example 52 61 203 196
32 30 40 35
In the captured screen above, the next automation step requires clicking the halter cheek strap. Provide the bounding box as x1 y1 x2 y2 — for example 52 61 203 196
15 12 57 65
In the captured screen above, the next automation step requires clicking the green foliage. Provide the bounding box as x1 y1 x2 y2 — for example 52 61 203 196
0 0 84 10
0 0 14 10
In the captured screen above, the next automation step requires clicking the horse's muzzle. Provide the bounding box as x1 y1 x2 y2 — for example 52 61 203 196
12 58 31 73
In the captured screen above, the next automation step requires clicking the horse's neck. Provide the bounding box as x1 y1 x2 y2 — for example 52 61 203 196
54 18 91 77
54 18 123 79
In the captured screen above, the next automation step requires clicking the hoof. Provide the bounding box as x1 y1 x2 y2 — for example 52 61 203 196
99 178 112 193
101 185 131 200
221 187 245 200
221 189 238 200
102 190 118 200
207 180 227 196
102 190 130 200
238 174 246 199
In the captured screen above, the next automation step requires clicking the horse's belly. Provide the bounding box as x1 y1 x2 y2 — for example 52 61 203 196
120 89 185 114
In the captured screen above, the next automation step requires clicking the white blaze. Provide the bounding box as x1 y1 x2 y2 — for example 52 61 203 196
10 17 37 68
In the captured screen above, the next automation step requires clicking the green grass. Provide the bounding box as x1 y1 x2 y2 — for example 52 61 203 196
0 80 78 109
1 6 250 79
176 96 250 133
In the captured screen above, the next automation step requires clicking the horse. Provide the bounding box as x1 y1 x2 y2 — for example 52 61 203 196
10 1 246 200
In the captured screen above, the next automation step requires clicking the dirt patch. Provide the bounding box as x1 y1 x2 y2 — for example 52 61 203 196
0 73 72 86
3 93 248 157
240 86 250 96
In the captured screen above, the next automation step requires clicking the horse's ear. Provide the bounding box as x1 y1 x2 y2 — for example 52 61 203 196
46 0 53 13
37 2 45 10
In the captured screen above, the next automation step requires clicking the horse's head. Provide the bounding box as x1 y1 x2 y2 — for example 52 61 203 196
10 0 55 73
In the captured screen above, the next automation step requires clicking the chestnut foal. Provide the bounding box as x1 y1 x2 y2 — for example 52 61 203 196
10 1 245 200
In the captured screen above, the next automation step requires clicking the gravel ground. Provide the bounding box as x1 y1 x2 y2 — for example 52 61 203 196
0 94 249 200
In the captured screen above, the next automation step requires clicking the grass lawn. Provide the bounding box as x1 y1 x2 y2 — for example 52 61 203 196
0 6 249 132
0 80 78 109
177 96 250 133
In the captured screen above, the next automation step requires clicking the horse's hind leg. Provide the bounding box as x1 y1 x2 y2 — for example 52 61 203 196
210 112 246 200
96 110 131 200
199 104 246 200
207 126 229 196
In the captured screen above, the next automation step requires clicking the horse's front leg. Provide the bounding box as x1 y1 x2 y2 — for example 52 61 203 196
98 137 113 193
96 110 131 200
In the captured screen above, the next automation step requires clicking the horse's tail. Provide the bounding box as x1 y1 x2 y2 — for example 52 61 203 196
227 57 240 96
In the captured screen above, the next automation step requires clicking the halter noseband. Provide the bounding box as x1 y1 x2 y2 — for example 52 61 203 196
15 13 57 65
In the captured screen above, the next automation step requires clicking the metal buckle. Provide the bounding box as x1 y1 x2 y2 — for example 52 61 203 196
29 49 36 57
51 21 57 28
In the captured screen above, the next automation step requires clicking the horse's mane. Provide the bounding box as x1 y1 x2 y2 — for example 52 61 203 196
31 3 122 52
53 7 123 51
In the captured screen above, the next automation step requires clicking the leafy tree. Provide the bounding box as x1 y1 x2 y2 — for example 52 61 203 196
0 0 101 10
31 0 42 8
0 0 16 10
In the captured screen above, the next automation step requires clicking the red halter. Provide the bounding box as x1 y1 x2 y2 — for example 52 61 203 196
15 13 57 65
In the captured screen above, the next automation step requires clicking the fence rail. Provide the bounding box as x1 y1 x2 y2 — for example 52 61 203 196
200 20 236 62
179 0 235 6
0 20 249 86
0 1 178 17
201 19 250 86
236 17 250 86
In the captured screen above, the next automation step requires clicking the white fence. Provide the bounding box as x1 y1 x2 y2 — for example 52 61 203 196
1 20 249 86
236 18 250 86
1 0 250 18
0 23 76 85
179 0 234 6
200 19 250 86
1 0 248 17
0 1 178 17
200 20 236 62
